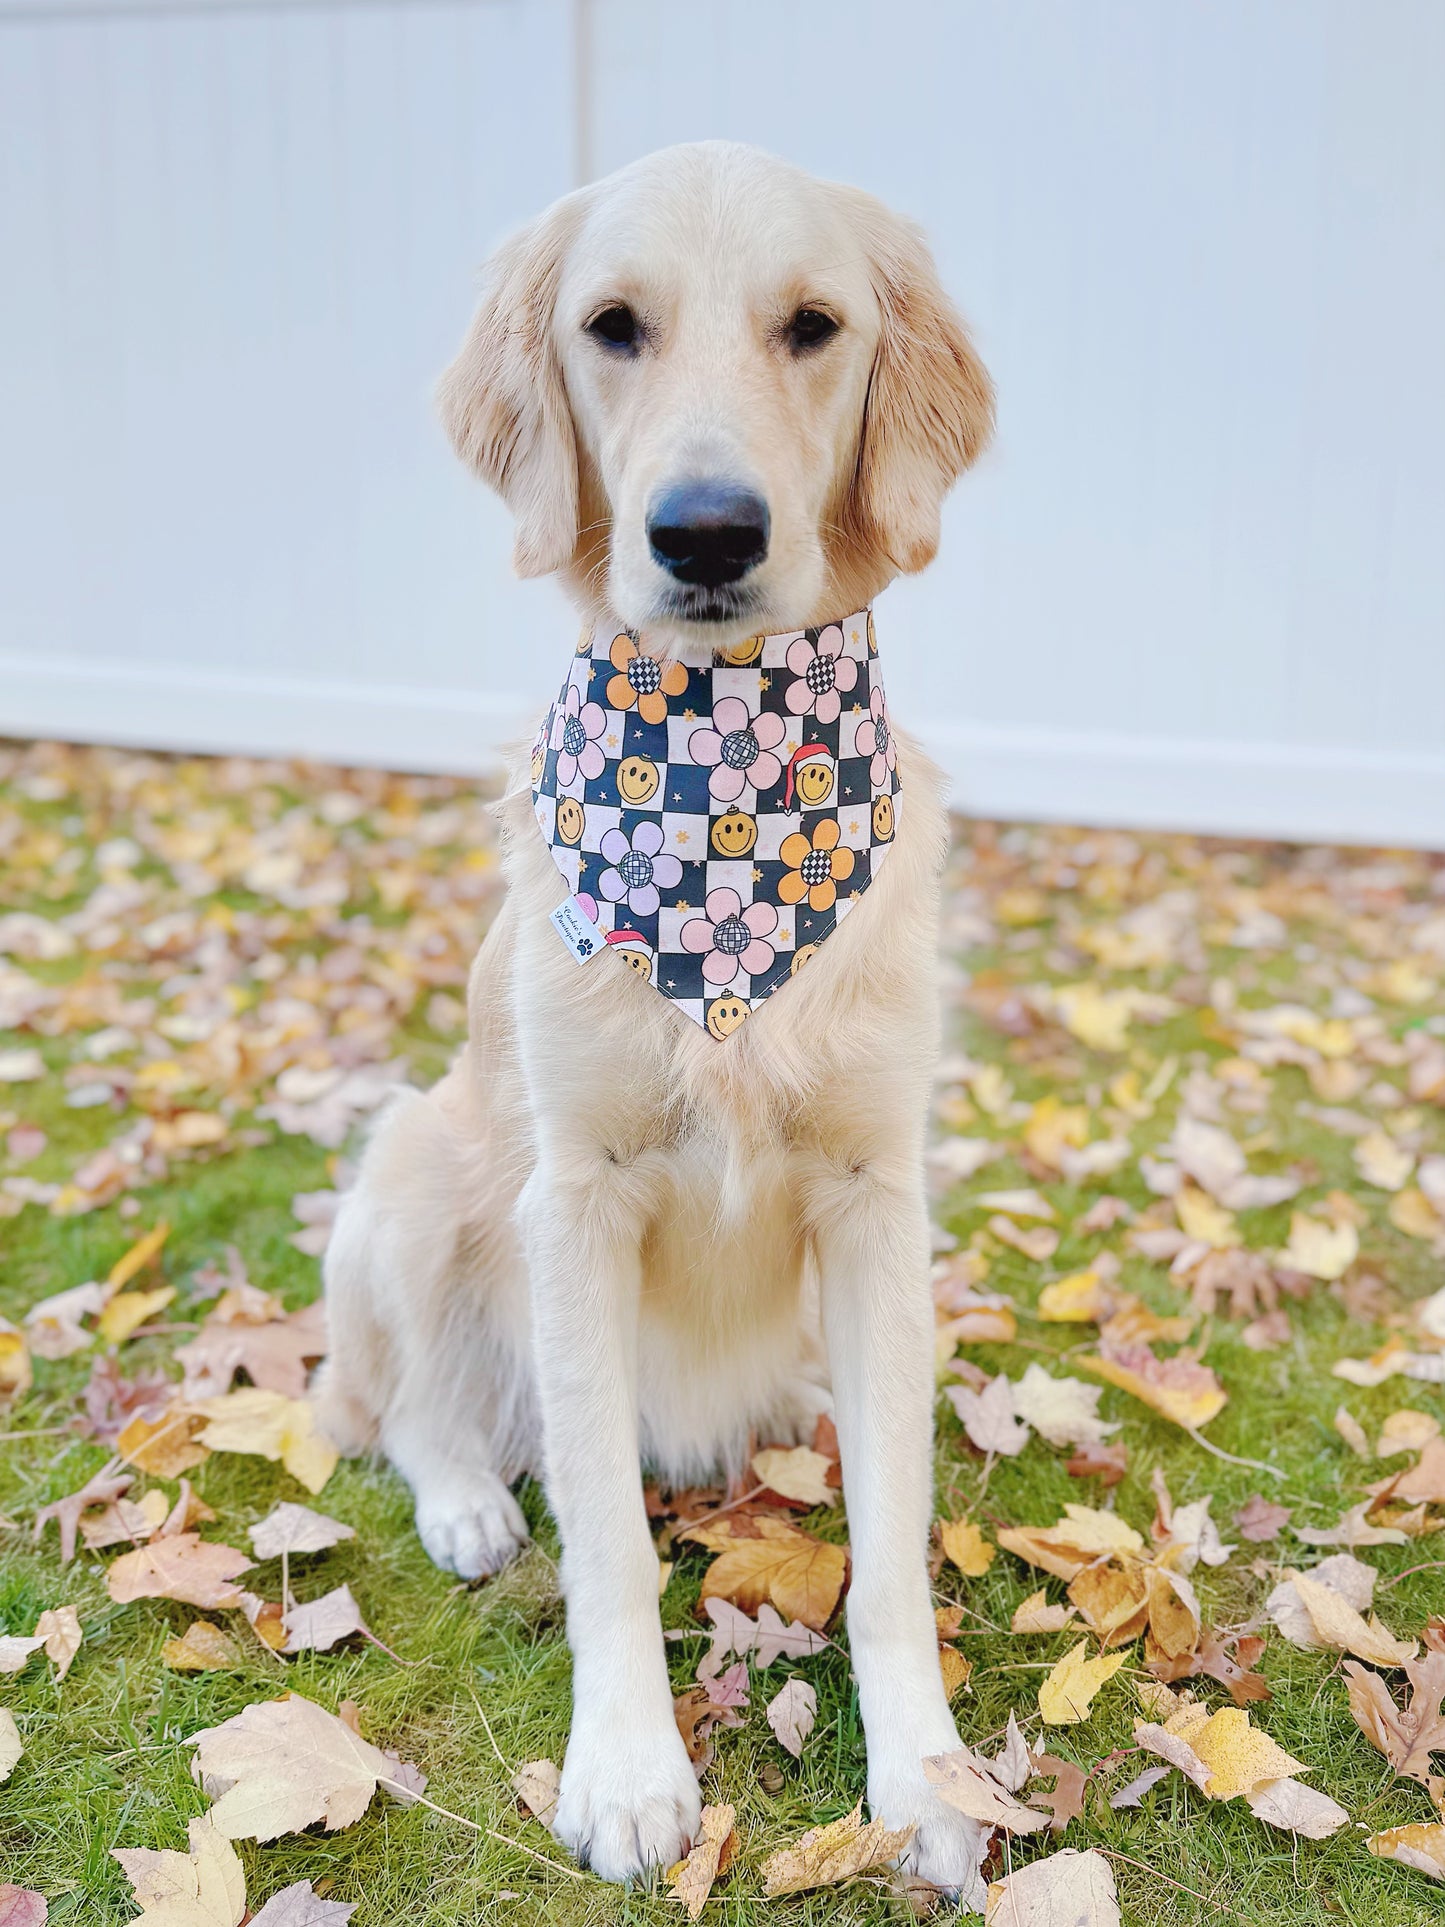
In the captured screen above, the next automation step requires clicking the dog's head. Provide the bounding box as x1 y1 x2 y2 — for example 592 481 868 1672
440 142 993 645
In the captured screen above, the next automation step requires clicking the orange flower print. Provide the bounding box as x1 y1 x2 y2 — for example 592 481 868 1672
778 818 855 914
605 633 689 725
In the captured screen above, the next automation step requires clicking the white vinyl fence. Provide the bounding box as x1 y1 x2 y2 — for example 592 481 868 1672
2 0 1443 846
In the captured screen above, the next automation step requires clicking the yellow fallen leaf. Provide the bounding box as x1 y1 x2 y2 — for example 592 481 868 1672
1037 1270 1115 1322
986 1847 1119 1924
33 1604 82 1681
1379 1410 1441 1457
98 1285 175 1346
1290 1569 1418 1667
1390 1188 1445 1242
1053 984 1142 1051
1334 1407 1371 1457
162 1621 246 1672
1176 1185 1240 1249
118 1404 211 1477
193 1389 338 1495
680 1514 846 1631
512 1757 560 1830
1366 1820 1445 1880
112 1813 245 1927
761 1801 914 1896
751 1446 834 1508
107 1533 253 1609
1283 1212 1358 1281
0 1319 32 1406
939 1645 973 1699
107 1221 170 1291
1079 1345 1227 1429
1184 1705 1309 1800
1023 1095 1090 1172
668 1803 737 1919
1011 1589 1077 1634
939 1518 995 1578
1355 1130 1415 1193
1038 1639 1127 1724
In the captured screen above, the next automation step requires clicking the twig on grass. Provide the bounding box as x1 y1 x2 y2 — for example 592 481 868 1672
1185 1428 1285 1478
376 1777 584 1880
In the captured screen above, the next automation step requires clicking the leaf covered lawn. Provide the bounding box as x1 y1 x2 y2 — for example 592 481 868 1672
2 739 1445 1924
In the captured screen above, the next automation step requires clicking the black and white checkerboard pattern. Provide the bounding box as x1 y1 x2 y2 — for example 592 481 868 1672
531 610 901 1034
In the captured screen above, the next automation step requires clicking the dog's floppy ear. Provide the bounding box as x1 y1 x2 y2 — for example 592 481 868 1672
841 190 995 576
437 198 582 579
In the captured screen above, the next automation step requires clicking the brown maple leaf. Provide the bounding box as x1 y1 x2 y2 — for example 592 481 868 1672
33 1460 133 1565
1028 1751 1088 1833
1147 1627 1270 1706
1344 1654 1445 1784
679 1514 848 1630
173 1299 326 1400
107 1532 253 1608
1066 1440 1129 1486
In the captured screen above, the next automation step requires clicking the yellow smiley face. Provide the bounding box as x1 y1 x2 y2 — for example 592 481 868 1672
555 797 585 846
575 625 593 656
795 758 835 806
790 943 819 976
615 947 653 981
617 754 660 805
872 793 894 841
718 634 764 666
710 808 757 856
706 995 750 1040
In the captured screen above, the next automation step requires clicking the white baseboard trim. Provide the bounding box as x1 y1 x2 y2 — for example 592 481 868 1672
2 654 1442 849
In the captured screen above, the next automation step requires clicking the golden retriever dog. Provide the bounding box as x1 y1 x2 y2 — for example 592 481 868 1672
315 141 994 1893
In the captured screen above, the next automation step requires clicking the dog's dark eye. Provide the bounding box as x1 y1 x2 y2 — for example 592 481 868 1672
586 304 639 351
787 307 839 353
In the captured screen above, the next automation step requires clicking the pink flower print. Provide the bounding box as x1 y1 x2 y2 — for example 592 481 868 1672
853 685 896 788
597 821 682 918
784 624 858 725
680 887 778 987
551 683 607 787
687 697 786 803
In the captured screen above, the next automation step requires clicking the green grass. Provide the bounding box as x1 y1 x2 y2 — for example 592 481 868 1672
3 759 1445 1924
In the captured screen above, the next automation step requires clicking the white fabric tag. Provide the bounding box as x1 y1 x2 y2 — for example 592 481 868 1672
550 895 604 964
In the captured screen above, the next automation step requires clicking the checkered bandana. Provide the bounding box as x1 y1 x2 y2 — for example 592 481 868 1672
530 609 901 1037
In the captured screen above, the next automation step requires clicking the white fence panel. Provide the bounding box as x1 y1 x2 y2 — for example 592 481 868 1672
0 0 574 766
2 0 1442 844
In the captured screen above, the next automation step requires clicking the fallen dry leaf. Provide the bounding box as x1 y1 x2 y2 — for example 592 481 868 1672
1011 1589 1077 1634
765 1678 816 1758
163 1622 246 1672
1342 1654 1445 1783
192 1389 338 1495
0 1321 33 1407
32 1461 135 1564
1244 1776 1348 1838
1379 1409 1442 1457
112 1814 245 1927
1288 1569 1417 1667
1234 1495 1291 1541
1366 1820 1445 1881
174 1301 327 1403
1079 1343 1228 1430
1039 1641 1127 1724
248 1883 356 1927
512 1758 560 1830
750 1445 834 1508
97 1285 176 1347
282 1584 368 1654
189 1693 425 1840
1010 1364 1118 1449
0 1634 44 1676
761 1802 915 1897
0 1710 22 1782
939 1517 995 1577
0 1892 45 1927
1187 1706 1308 1800
947 1373 1030 1456
33 1604 82 1681
249 1502 355 1560
118 1405 211 1478
1283 1211 1358 1281
923 1747 1051 1833
107 1534 253 1610
1334 1406 1372 1457
680 1515 846 1630
984 1846 1120 1925
667 1803 736 1920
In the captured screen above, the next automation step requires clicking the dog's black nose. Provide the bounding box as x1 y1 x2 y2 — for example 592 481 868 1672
647 482 770 587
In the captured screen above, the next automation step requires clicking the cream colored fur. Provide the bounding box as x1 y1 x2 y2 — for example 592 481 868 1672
315 142 994 1896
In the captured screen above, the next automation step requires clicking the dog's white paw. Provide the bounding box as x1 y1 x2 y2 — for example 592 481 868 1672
414 1472 529 1580
554 1718 701 1883
870 1764 989 1905
761 1369 834 1447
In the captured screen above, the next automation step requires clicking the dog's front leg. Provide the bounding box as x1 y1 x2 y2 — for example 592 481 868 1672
812 1152 988 1905
518 1152 700 1882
